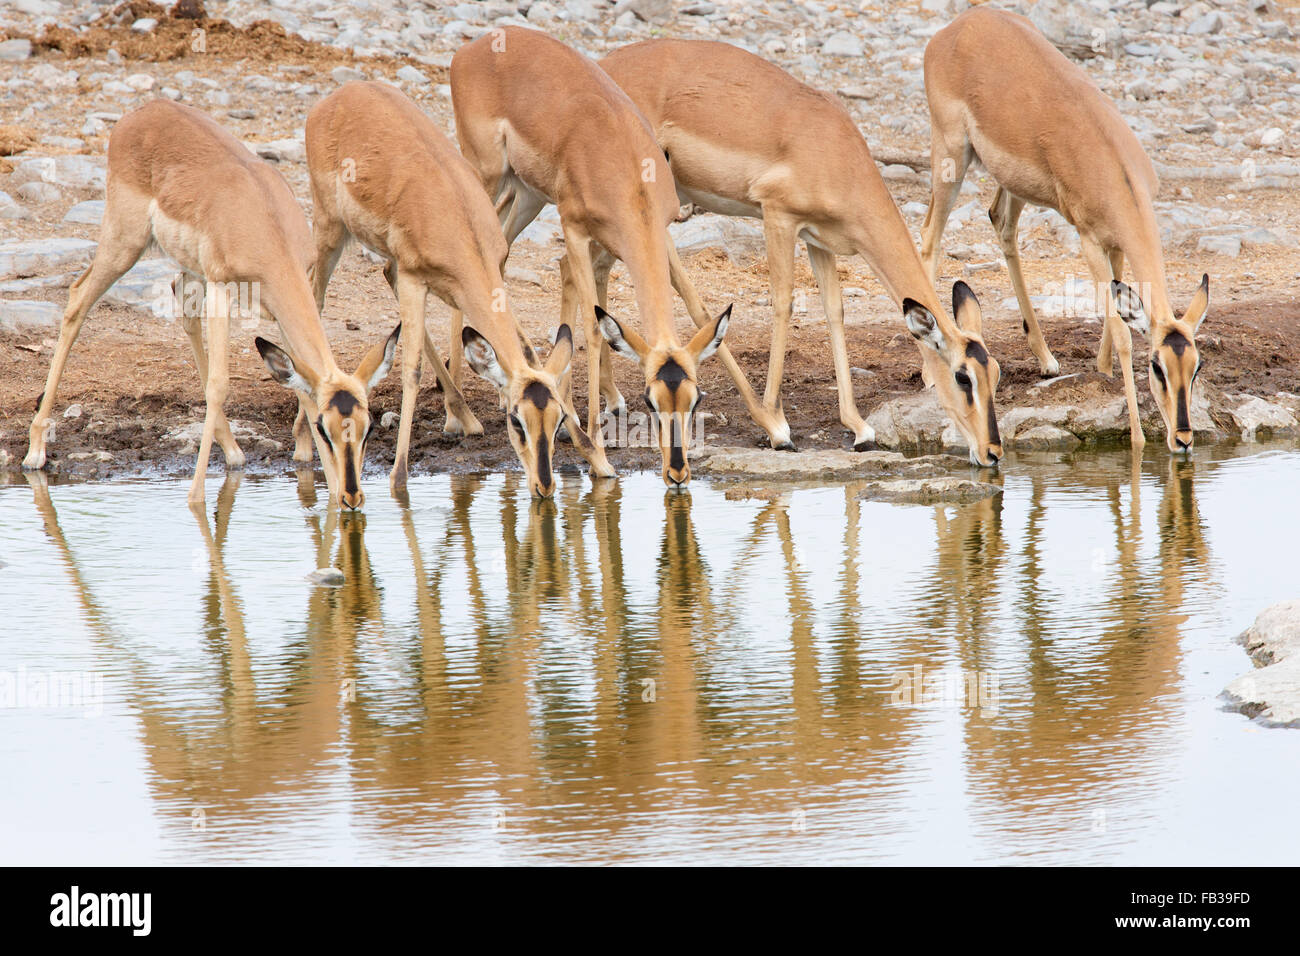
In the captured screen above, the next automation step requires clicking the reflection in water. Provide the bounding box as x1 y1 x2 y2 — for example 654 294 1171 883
5 449 1292 864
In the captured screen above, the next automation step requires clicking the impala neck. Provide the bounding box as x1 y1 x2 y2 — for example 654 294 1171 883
1117 205 1175 332
263 270 343 381
456 273 531 374
853 186 956 334
620 240 679 348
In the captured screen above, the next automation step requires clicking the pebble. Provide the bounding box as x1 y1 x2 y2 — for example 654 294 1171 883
396 65 429 85
0 39 32 62
307 567 346 586
822 32 864 58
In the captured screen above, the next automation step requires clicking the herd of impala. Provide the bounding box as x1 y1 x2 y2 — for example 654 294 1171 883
22 9 1211 508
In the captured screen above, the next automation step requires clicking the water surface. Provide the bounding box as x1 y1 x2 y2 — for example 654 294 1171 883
1 446 1297 864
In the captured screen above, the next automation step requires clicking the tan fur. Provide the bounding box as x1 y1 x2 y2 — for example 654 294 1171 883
599 38 1004 465
921 8 1207 452
22 100 395 507
305 81 612 497
451 26 730 486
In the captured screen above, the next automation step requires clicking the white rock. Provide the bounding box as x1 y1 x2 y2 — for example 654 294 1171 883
0 39 32 62
63 200 106 225
11 155 107 190
125 73 156 92
331 65 366 84
255 139 305 163
0 239 97 281
16 182 61 204
131 17 158 33
822 32 864 58
1186 11 1224 36
307 567 346 586
670 214 766 265
0 299 61 332
396 65 429 85
1197 235 1241 258
1223 601 1300 727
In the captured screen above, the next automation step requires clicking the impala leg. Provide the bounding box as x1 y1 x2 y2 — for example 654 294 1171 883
561 229 611 446
25 201 149 470
592 247 626 418
561 228 616 481
991 187 1059 377
666 239 793 448
300 392 340 507
547 253 617 476
919 139 972 284
386 263 481 438
1097 247 1125 375
181 308 245 468
434 307 481 436
309 208 348 314
391 271 426 493
1082 238 1144 451
500 182 547 252
556 252 580 413
808 244 873 449
446 307 465 401
760 214 799 450
290 404 314 464
188 284 232 505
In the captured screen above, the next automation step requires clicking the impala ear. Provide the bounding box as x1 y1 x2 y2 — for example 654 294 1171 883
355 323 400 394
256 337 318 394
596 306 650 363
546 323 573 377
903 299 948 354
462 324 510 390
1111 280 1150 337
952 281 983 336
1184 273 1209 332
688 304 730 364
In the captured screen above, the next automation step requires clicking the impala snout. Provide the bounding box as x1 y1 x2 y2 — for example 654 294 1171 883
340 487 365 510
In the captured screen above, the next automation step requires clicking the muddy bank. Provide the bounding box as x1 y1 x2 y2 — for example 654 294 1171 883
3 299 1300 485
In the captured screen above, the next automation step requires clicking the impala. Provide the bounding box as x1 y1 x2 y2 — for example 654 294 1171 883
920 7 1208 452
451 25 731 486
22 100 396 507
598 38 1004 465
305 81 611 497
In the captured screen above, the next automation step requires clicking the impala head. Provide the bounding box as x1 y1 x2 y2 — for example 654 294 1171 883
256 325 399 510
904 282 1003 467
1112 274 1209 454
597 304 730 487
462 322 572 498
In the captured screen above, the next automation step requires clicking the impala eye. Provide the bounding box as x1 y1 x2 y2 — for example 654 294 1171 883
315 419 330 444
954 369 973 397
509 412 525 434
1150 360 1167 388
1192 361 1203 381
643 390 653 410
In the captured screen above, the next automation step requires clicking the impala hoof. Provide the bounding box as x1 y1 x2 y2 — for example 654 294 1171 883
22 449 46 470
853 439 878 452
772 439 797 452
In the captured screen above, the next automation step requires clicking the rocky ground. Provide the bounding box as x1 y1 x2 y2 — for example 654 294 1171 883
3 0 1300 482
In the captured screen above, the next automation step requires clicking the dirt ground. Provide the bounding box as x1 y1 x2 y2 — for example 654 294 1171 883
3 5 1300 481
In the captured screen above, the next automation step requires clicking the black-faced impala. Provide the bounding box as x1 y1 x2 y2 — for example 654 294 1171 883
305 80 610 498
920 7 1208 453
450 25 731 486
22 100 397 507
599 38 1005 466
